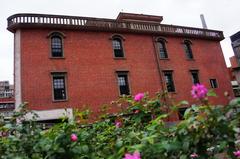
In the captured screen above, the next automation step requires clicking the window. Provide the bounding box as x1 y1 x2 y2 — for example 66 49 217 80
52 73 67 101
190 70 200 84
48 32 65 58
51 36 63 57
158 40 168 58
183 40 193 59
163 71 175 92
117 72 130 95
178 107 187 120
112 37 124 57
210 79 218 88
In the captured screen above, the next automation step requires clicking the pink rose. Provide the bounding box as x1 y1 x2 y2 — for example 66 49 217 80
191 84 208 99
70 133 78 142
190 153 198 158
134 110 140 114
134 93 144 102
115 121 122 128
234 150 240 157
123 151 141 159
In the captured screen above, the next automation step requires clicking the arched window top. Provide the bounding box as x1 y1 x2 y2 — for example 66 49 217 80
183 39 193 45
155 37 168 43
47 31 66 39
110 34 125 41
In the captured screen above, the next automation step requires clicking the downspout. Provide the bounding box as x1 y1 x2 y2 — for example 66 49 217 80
152 36 165 93
152 36 170 121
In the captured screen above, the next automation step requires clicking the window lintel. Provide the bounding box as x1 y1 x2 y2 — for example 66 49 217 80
50 71 67 75
47 31 66 38
115 70 129 74
110 34 125 41
189 69 199 72
155 37 168 43
163 69 173 72
182 39 193 45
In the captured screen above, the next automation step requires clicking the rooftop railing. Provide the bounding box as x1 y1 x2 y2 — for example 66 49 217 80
7 13 224 40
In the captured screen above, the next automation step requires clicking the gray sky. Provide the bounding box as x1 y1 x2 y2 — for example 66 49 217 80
0 0 240 84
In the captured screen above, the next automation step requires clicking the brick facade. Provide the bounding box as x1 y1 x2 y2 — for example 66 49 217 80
8 13 233 121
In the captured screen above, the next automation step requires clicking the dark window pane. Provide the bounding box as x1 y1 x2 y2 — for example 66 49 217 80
191 71 199 84
164 72 175 92
51 36 63 57
184 42 193 59
233 89 240 97
117 74 130 95
53 76 66 100
158 41 168 58
112 40 121 49
178 107 187 120
210 79 218 88
113 39 124 57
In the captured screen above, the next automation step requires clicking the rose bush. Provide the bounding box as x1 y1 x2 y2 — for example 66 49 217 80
0 85 239 159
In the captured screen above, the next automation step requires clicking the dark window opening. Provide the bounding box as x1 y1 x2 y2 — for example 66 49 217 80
163 71 175 92
158 41 168 58
178 107 187 120
191 71 200 84
184 42 193 59
117 72 130 95
210 79 218 88
51 36 63 57
113 38 124 57
233 88 240 97
52 74 66 100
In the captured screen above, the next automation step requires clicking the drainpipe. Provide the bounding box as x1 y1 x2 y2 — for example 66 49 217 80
152 37 165 91
152 37 169 108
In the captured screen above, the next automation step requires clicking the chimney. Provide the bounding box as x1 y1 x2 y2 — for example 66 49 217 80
200 14 208 29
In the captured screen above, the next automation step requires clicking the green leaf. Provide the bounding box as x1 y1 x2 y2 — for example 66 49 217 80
71 146 82 154
207 89 217 97
115 139 123 148
180 154 187 159
81 145 89 153
179 100 189 105
171 105 178 112
182 140 190 151
57 147 65 153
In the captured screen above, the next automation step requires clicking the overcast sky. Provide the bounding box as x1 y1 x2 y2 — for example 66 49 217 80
0 0 239 84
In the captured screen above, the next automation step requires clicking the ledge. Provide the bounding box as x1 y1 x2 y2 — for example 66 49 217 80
113 57 126 60
49 57 65 59
159 58 170 60
7 13 224 41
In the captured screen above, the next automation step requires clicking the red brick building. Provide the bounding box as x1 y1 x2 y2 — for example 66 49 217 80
7 12 233 121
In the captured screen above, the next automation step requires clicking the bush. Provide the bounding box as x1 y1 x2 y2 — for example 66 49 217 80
0 85 240 159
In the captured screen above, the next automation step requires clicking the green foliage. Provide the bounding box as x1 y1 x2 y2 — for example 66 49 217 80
0 92 239 159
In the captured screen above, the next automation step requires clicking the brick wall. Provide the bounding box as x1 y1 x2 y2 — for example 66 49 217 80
19 29 233 120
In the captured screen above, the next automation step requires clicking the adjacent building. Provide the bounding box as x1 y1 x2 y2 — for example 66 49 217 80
230 31 240 66
0 81 14 119
228 32 240 97
7 12 233 121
